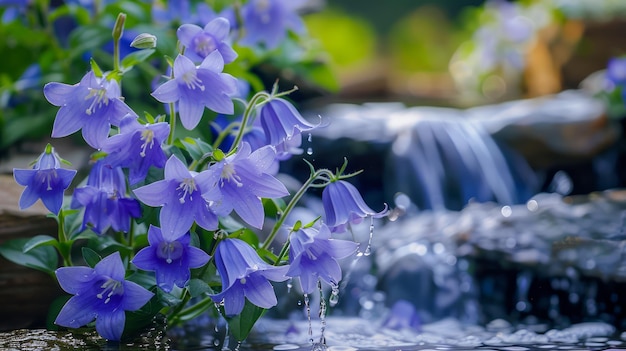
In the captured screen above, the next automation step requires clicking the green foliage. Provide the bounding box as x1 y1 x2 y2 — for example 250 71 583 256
0 238 59 275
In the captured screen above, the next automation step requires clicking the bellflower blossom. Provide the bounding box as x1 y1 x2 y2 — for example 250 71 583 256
72 160 141 234
55 252 154 341
239 0 306 49
13 144 77 215
151 52 237 130
203 142 289 229
132 225 210 292
102 115 170 185
287 223 358 294
606 57 626 91
322 179 388 233
258 96 317 147
43 71 136 149
210 238 289 316
133 155 219 240
177 17 238 64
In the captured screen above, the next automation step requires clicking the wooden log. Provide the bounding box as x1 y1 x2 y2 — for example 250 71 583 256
0 174 62 331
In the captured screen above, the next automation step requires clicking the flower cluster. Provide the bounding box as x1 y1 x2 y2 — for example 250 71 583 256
6 1 387 344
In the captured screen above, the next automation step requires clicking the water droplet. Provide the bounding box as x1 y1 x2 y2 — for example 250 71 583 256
501 205 512 217
307 147 313 155
287 278 293 294
329 286 340 307
526 199 539 211
307 133 312 142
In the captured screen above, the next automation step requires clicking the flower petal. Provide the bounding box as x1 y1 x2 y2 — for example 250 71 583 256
55 294 97 328
133 179 171 207
177 23 202 46
151 80 180 103
244 273 278 309
121 280 154 310
95 309 125 341
94 252 125 281
160 201 195 240
55 266 95 294
178 96 205 130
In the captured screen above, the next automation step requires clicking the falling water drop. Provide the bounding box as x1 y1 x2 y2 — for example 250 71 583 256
307 133 312 142
317 280 327 346
329 283 340 307
363 217 375 256
307 147 313 155
287 278 293 294
304 293 313 344
234 341 242 351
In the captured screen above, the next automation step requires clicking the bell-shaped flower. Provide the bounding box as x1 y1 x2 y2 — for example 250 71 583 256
132 225 210 292
133 155 219 240
177 17 238 64
203 142 289 229
72 160 141 234
322 180 388 233
239 0 306 49
382 299 421 331
13 144 77 215
258 96 317 147
151 52 237 130
210 238 289 316
54 252 154 341
287 223 357 294
102 115 170 185
43 71 136 149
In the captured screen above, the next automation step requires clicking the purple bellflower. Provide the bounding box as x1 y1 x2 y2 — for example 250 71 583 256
72 160 141 234
258 96 317 147
177 17 238 64
239 0 306 49
203 142 289 229
102 115 170 185
382 300 421 331
151 52 237 130
13 144 77 215
54 252 154 341
43 71 136 149
132 225 210 292
607 57 626 87
287 223 357 294
322 180 388 233
211 238 289 316
133 155 219 240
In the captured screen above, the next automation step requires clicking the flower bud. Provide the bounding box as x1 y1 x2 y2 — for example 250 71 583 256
130 33 158 49
112 13 126 41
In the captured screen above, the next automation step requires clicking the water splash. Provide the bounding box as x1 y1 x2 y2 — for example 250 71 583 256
304 293 313 344
317 280 327 346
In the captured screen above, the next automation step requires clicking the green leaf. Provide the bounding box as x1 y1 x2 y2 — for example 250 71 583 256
179 137 213 161
0 238 58 274
23 235 59 253
226 301 266 341
188 278 212 298
121 49 156 72
157 288 182 307
81 247 102 268
90 58 104 77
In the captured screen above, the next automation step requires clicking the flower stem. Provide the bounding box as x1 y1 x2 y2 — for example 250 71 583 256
227 91 270 154
262 169 333 250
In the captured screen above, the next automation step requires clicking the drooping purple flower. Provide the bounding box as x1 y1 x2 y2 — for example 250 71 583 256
13 144 77 215
102 115 170 185
258 96 316 147
72 160 141 234
239 0 306 49
133 155 219 240
54 252 154 341
287 223 357 294
322 180 388 233
203 142 289 229
151 52 237 130
43 71 136 149
132 225 210 292
210 238 289 316
177 17 238 64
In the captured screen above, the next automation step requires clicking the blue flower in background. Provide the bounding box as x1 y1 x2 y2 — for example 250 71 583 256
382 300 421 331
133 155 219 240
13 144 76 215
287 223 357 294
322 180 387 233
44 71 136 149
177 17 238 64
132 225 210 292
239 0 306 49
258 96 316 147
606 57 626 87
211 238 289 316
55 252 154 341
203 142 289 229
0 0 31 23
102 115 170 185
151 53 237 130
72 160 141 234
